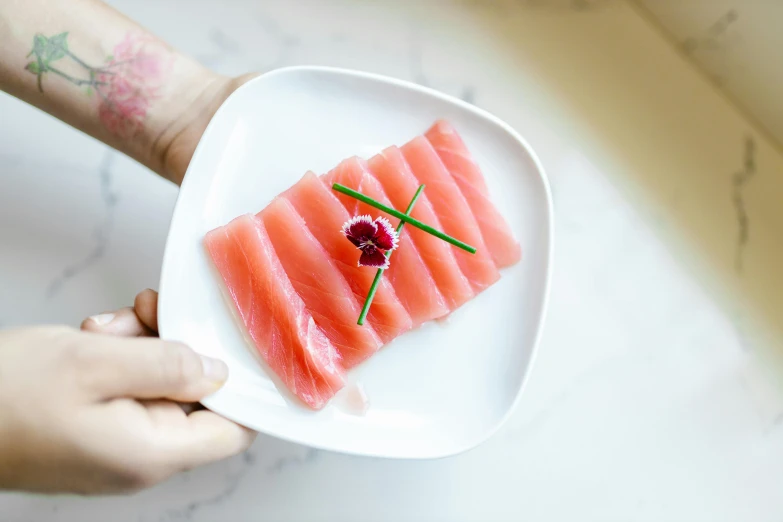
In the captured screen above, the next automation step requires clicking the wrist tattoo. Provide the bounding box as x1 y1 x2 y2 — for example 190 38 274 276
24 32 172 138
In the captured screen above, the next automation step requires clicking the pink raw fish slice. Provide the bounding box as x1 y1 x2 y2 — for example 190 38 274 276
425 120 521 267
324 158 450 325
283 171 413 341
204 214 344 410
369 147 475 310
401 136 500 293
260 197 382 370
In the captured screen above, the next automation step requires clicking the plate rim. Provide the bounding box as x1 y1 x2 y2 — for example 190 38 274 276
158 65 554 459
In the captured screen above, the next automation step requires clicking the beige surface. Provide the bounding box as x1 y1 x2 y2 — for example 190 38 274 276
635 0 783 150
428 0 783 365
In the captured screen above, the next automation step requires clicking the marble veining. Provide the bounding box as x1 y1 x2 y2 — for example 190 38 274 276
408 27 475 104
680 9 740 87
681 9 739 56
639 0 783 148
254 11 300 73
46 149 118 297
264 448 320 475
155 445 322 522
731 135 756 273
516 0 611 12
159 450 257 522
196 29 242 70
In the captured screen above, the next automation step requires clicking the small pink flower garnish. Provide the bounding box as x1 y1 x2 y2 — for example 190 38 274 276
341 215 399 269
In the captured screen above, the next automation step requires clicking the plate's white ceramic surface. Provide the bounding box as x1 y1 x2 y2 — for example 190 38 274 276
158 66 552 459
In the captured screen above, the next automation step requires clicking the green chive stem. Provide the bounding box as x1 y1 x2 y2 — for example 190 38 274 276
357 185 425 325
332 183 477 254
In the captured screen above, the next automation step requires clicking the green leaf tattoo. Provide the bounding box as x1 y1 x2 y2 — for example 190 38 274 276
30 34 48 57
26 33 52 92
25 61 41 75
24 31 104 93
45 32 69 62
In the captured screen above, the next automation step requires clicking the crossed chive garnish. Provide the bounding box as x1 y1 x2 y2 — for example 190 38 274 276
333 182 475 325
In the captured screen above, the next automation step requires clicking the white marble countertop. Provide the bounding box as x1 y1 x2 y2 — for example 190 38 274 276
2 0 783 520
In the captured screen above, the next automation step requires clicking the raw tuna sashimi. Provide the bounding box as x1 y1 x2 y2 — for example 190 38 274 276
401 136 500 293
260 197 383 370
204 119 520 410
283 171 413 340
204 214 344 409
324 158 449 325
425 120 521 267
368 146 475 310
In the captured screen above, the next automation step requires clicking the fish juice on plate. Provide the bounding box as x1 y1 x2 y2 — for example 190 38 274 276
204 120 521 410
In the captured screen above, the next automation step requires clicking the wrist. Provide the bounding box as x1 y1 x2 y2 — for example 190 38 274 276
137 63 226 183
146 71 258 185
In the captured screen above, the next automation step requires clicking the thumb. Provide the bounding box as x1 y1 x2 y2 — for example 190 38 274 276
80 306 154 337
81 333 228 402
133 288 159 333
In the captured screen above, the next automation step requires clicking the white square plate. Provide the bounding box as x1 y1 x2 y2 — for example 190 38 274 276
158 66 552 459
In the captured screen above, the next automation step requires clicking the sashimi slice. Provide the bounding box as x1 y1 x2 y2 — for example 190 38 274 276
204 215 344 410
260 197 382 369
401 136 500 293
368 147 474 310
324 158 450 324
425 120 521 267
283 171 413 340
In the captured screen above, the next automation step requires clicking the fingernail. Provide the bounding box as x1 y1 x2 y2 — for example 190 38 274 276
90 313 115 326
200 355 229 384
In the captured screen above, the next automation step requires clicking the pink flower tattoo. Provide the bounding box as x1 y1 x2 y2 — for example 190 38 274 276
24 32 172 139
341 215 399 269
95 34 172 138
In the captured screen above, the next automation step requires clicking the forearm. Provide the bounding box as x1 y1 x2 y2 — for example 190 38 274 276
0 0 222 181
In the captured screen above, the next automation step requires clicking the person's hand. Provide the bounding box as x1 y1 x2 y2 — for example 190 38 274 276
81 287 161 337
152 72 259 185
80 288 205 413
0 290 255 495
